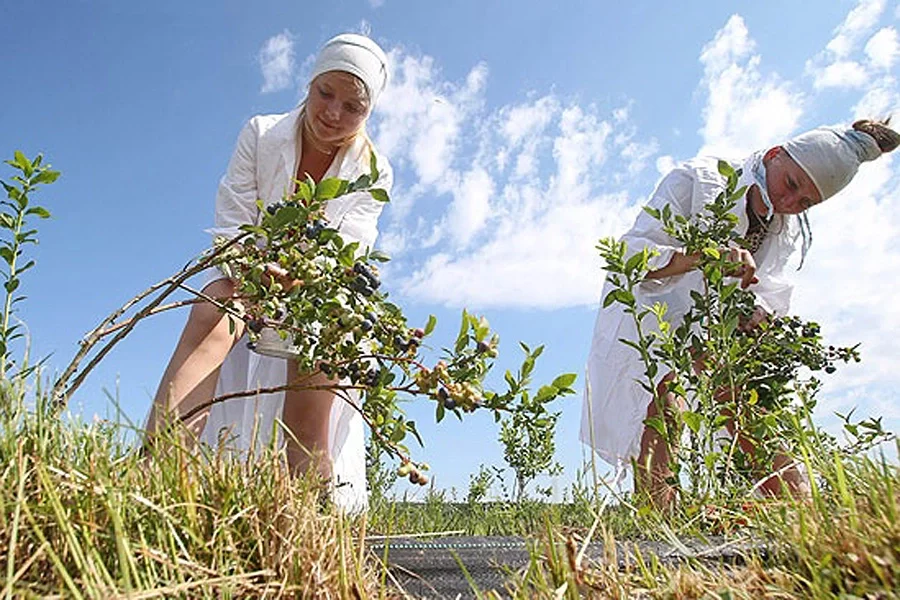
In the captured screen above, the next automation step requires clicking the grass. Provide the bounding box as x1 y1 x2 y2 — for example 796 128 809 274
1 377 898 598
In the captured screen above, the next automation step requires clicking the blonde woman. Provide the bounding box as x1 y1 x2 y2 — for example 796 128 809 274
146 34 392 512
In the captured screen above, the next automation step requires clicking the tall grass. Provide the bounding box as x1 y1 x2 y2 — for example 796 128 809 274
0 382 383 598
1 376 897 598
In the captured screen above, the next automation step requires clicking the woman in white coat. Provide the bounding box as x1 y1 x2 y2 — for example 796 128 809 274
581 119 899 509
145 33 392 512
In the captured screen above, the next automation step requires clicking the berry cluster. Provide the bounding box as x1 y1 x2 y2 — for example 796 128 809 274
397 460 429 486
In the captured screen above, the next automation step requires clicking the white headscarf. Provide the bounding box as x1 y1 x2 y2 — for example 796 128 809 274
310 33 389 105
783 125 883 201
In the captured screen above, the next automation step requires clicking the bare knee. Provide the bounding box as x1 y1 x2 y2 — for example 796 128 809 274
181 279 243 347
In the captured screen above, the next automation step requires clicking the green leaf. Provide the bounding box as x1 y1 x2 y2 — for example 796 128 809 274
32 170 60 185
369 151 380 183
717 160 734 179
4 278 18 293
26 206 51 218
551 373 577 389
369 188 390 202
273 205 300 229
424 314 437 336
337 242 358 268
13 151 31 175
294 180 312 202
702 247 720 260
624 251 646 276
682 410 702 434
602 290 619 309
353 173 371 191
535 385 557 403
315 177 344 200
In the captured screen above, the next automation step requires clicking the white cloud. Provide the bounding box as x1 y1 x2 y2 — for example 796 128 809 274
367 0 385 8
553 106 613 194
807 0 886 90
258 31 296 94
698 15 803 156
445 167 495 248
656 154 677 176
826 0 886 57
852 75 900 117
811 60 869 89
865 27 900 69
400 191 639 308
368 46 657 308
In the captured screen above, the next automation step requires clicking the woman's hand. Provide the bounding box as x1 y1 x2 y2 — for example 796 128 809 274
263 263 303 291
739 305 770 332
726 247 759 289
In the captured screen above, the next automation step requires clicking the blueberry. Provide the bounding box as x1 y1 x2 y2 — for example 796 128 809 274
443 397 457 410
365 312 378 323
247 319 264 334
361 319 373 332
266 204 278 215
476 341 491 354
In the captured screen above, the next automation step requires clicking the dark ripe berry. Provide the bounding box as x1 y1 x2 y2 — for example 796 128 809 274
825 365 836 374
247 319 265 334
476 341 491 354
361 319 373 332
266 204 278 215
365 312 378 323
305 225 318 239
407 337 420 348
437 388 449 401
319 362 332 375
443 397 457 410
412 328 425 339
409 471 420 485
353 262 367 275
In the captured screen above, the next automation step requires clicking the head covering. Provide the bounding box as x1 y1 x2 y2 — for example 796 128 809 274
309 33 389 106
782 125 883 202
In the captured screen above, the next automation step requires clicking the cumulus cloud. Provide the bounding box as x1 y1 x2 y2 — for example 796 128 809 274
259 31 296 94
367 46 658 309
864 27 900 70
698 15 803 156
825 0 886 57
806 0 887 90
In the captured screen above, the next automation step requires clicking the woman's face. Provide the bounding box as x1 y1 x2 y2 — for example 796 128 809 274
305 71 371 145
764 147 823 214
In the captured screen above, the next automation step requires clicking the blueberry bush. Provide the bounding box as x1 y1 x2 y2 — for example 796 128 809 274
596 160 887 502
51 154 576 484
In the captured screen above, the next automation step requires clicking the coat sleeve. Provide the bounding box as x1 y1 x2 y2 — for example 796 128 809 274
620 165 696 296
335 153 393 251
208 118 261 241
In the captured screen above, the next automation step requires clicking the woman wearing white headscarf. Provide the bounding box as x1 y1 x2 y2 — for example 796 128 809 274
146 33 392 512
581 119 899 509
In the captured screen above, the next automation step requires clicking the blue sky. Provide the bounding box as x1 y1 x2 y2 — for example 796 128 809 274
2 0 899 499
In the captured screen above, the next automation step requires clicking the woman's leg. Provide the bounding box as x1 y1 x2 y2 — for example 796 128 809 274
282 361 336 481
145 278 244 445
723 416 807 498
635 372 685 511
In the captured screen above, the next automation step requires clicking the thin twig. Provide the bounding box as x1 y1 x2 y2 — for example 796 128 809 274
52 234 249 406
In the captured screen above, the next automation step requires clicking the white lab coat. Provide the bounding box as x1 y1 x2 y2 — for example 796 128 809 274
580 155 800 471
199 107 392 512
